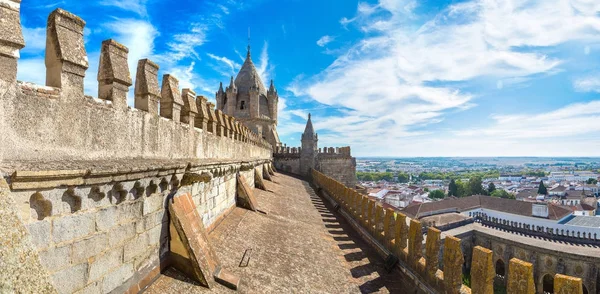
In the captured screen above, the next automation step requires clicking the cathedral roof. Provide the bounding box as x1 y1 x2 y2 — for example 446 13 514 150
234 46 267 96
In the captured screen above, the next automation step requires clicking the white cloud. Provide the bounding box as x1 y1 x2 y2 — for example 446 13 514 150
162 24 207 62
99 0 148 16
22 27 46 53
574 76 600 93
257 41 273 85
286 0 600 156
207 53 240 76
316 35 335 47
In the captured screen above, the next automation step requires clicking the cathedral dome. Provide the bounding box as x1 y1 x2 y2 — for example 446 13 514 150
234 47 267 97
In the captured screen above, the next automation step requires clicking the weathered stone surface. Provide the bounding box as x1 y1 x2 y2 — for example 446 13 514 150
102 263 134 293
52 262 88 294
169 191 221 287
124 232 149 261
25 220 51 250
98 39 131 109
96 205 117 231
0 179 57 293
195 95 209 130
507 258 535 294
160 74 183 121
134 58 160 114
72 233 108 263
236 174 258 211
39 245 72 273
254 167 266 190
88 249 122 282
407 219 423 268
181 88 198 126
554 274 583 294
52 212 95 243
45 8 88 95
470 246 493 294
108 222 136 246
424 227 441 280
442 236 464 294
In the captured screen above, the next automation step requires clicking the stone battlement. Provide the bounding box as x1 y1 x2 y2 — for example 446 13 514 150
0 4 271 167
312 170 586 294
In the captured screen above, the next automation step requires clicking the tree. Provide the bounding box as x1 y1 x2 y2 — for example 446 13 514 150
363 174 374 181
397 172 410 183
488 182 496 194
424 187 429 192
429 190 445 199
457 181 470 198
538 181 548 195
448 179 458 197
491 189 511 198
469 177 484 195
587 178 598 185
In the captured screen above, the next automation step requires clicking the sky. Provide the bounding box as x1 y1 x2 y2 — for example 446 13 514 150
16 0 600 157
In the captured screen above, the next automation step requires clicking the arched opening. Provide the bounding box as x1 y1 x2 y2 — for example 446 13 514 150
240 100 246 110
495 259 505 278
542 274 553 294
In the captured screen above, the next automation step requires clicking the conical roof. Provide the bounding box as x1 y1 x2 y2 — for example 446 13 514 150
234 47 267 96
302 114 316 139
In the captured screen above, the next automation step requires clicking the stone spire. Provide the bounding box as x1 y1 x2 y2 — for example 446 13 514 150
268 79 276 94
218 81 224 93
302 113 316 140
227 76 236 90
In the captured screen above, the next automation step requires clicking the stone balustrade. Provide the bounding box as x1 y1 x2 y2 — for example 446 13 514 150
312 169 585 294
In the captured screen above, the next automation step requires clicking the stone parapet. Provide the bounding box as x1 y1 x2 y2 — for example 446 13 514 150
98 39 131 109
311 169 586 294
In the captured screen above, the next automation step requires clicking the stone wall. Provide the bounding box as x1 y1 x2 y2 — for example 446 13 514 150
0 4 272 294
312 170 587 294
316 155 357 188
273 156 300 175
459 228 599 294
8 160 266 294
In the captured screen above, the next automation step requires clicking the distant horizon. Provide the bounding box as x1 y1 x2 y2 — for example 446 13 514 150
356 156 600 159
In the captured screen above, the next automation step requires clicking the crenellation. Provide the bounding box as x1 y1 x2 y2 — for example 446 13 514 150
45 8 88 98
160 74 183 121
97 39 131 109
134 58 160 114
311 170 592 294
0 0 24 82
194 95 209 131
181 88 198 127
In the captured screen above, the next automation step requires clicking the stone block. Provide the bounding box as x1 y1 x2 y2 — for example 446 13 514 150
195 95 209 130
97 39 131 109
52 212 95 244
51 262 88 294
143 194 164 215
134 58 160 114
0 0 25 82
442 236 464 294
236 174 258 211
169 191 221 288
74 281 101 294
470 246 494 294
39 245 71 273
124 232 149 262
507 258 535 294
147 224 162 246
102 263 134 293
407 219 423 268
95 205 117 231
117 201 143 224
160 74 183 121
26 220 51 250
45 9 88 96
181 88 198 127
554 274 583 294
88 249 122 282
424 227 441 280
72 233 108 263
109 222 136 247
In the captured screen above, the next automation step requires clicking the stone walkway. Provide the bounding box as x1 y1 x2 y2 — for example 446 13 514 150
145 173 419 293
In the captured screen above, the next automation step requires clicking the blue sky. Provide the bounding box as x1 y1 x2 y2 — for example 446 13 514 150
17 0 600 157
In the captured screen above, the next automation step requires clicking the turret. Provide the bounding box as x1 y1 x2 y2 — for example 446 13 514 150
267 79 278 123
249 74 260 119
225 76 237 115
300 114 318 176
215 81 225 111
